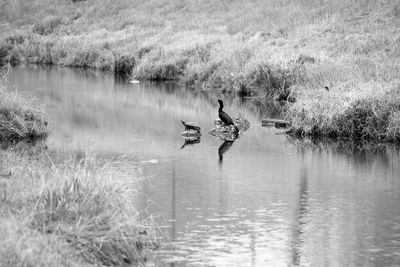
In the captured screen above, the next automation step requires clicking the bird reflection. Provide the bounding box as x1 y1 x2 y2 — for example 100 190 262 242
180 137 201 149
218 140 235 167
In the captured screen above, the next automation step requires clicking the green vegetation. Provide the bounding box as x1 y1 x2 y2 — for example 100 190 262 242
0 147 157 266
0 78 48 142
1 0 400 142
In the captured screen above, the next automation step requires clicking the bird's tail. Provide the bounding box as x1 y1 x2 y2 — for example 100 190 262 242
181 120 186 126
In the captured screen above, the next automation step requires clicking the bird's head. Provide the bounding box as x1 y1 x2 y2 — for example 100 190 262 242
217 99 223 107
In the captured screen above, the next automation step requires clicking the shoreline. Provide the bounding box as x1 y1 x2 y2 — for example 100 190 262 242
4 59 400 144
1 0 399 144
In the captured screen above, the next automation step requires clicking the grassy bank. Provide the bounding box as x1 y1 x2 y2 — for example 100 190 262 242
1 0 400 142
287 82 400 142
0 146 157 266
0 77 48 142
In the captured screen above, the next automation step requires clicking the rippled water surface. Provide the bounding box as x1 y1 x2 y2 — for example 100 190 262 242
9 65 400 266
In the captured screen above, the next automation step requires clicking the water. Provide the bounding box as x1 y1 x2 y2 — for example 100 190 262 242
8 65 400 266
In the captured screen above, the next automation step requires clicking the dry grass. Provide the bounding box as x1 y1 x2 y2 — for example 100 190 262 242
0 78 48 142
0 147 158 266
0 219 84 267
287 82 400 142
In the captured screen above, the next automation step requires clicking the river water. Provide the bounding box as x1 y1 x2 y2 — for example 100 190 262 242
8 65 400 266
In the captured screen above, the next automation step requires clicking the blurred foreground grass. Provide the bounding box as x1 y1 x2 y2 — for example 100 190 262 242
0 145 158 266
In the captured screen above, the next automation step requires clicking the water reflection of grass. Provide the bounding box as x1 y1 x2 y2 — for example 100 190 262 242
0 144 158 266
286 136 400 162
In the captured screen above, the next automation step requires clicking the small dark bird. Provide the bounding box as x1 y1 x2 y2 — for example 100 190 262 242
324 86 329 91
217 99 237 130
181 120 201 133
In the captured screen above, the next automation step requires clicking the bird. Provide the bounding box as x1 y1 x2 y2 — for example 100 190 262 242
217 99 238 131
180 120 201 133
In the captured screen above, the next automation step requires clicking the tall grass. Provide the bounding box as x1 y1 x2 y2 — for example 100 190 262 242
287 82 400 142
0 147 158 266
0 78 48 142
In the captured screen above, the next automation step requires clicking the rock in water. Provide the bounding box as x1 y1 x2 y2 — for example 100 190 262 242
209 127 238 141
214 118 250 131
182 130 201 137
209 118 250 141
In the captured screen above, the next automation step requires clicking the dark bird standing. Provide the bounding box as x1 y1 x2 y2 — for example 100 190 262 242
217 99 238 132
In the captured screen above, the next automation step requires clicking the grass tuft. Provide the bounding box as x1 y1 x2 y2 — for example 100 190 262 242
33 15 64 36
0 83 48 142
31 159 157 265
0 149 158 266
287 84 400 142
133 49 188 80
114 53 136 76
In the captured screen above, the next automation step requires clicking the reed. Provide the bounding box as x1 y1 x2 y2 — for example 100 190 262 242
0 79 48 142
